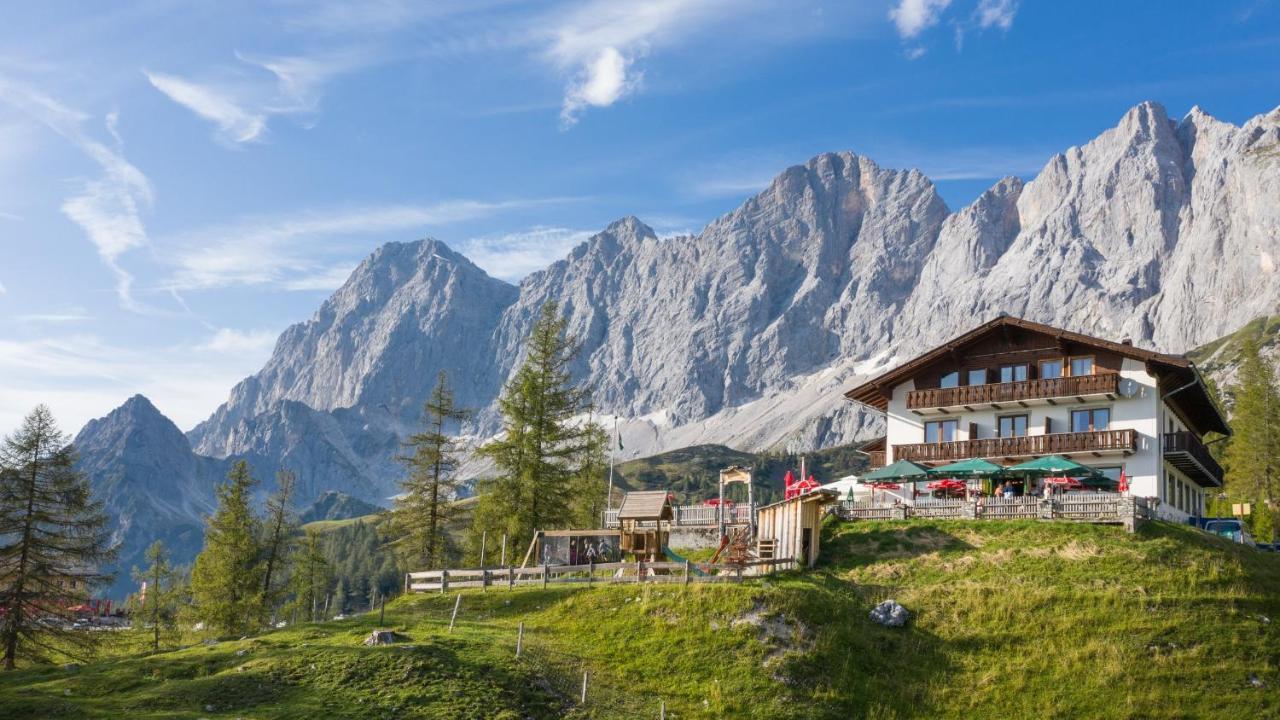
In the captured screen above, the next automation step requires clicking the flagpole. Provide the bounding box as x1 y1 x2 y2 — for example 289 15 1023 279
606 416 617 513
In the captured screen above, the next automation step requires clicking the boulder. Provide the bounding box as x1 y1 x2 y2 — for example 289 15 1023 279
870 600 910 627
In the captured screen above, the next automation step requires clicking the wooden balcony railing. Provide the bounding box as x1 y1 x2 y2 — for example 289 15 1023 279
894 428 1137 463
1163 431 1224 486
866 451 886 469
906 373 1121 411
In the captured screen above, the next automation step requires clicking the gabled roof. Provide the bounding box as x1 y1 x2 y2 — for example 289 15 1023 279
843 315 1230 436
617 490 674 521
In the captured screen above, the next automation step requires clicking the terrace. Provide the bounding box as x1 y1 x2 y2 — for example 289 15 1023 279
906 373 1121 415
893 428 1137 464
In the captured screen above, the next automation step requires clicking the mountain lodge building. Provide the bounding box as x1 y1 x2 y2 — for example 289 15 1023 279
844 316 1230 522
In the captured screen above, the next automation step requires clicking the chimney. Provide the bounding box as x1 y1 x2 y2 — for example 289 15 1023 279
1121 338 1133 346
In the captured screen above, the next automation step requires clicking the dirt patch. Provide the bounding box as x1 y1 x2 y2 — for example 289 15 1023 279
732 600 813 677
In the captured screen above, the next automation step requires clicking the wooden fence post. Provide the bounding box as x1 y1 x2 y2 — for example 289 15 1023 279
482 568 489 593
636 560 642 583
542 563 549 589
448 594 461 633
516 621 524 657
500 534 508 567
441 569 449 595
581 670 588 704
683 560 690 586
508 566 515 591
660 700 666 719
480 530 488 568
404 572 409 594
588 560 595 587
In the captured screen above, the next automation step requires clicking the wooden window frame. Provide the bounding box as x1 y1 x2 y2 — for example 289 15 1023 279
1070 406 1111 433
998 364 1029 384
997 413 1029 438
1068 355 1096 377
924 419 959 444
1038 358 1064 380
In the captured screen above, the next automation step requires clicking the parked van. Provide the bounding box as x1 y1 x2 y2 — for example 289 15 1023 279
1201 518 1255 547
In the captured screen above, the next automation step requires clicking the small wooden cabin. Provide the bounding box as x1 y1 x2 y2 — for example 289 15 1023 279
755 489 838 567
616 490 673 561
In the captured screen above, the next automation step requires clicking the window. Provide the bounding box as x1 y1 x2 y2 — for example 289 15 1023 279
1071 407 1111 433
998 415 1029 438
999 364 1028 383
940 371 960 388
1039 359 1063 379
1069 356 1095 376
1096 466 1123 486
967 368 987 386
924 419 958 443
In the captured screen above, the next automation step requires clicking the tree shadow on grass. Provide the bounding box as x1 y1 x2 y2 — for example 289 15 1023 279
818 518 976 572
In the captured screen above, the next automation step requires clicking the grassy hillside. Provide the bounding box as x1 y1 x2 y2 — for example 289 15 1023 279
3 519 1277 719
615 442 871 506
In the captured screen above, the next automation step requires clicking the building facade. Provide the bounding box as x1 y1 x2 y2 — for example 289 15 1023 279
845 317 1230 522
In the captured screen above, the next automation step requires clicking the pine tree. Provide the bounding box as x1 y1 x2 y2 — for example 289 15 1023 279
392 372 468 570
289 532 329 622
131 541 178 654
568 421 609 528
0 405 114 670
472 301 598 556
259 469 297 622
1223 335 1280 541
189 460 263 636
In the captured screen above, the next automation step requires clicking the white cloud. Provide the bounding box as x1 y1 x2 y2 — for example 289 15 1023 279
975 0 1018 30
16 310 91 323
199 328 279 355
459 227 596 281
888 0 952 39
905 46 928 60
145 71 266 143
561 47 640 125
0 79 153 311
147 50 366 144
0 334 271 432
165 198 573 290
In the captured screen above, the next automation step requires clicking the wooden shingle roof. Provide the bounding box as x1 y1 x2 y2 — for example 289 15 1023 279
617 490 674 521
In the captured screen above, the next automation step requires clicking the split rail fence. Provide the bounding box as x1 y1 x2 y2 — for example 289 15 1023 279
406 558 796 594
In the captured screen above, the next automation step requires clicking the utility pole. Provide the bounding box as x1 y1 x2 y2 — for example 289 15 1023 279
606 415 618 514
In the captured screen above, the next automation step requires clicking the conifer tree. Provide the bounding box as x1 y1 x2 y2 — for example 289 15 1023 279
0 405 114 670
392 372 468 570
568 422 609 528
289 532 329 622
131 541 178 653
259 469 297 621
1224 335 1280 540
472 301 602 556
190 460 263 635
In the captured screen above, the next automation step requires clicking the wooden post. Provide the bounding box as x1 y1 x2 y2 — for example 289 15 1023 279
683 560 690 586
508 566 515 591
581 670 588 704
441 569 449 595
516 622 524 657
542 563 549 589
588 560 595 587
500 534 508 567
323 593 331 619
404 572 409 594
660 700 666 719
480 531 488 568
448 594 461 633
482 568 489 593
636 559 642 583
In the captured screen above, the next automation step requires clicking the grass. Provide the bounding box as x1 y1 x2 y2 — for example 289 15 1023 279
2 519 1278 719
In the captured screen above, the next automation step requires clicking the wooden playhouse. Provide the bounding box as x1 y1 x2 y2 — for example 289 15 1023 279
616 490 674 562
755 489 838 567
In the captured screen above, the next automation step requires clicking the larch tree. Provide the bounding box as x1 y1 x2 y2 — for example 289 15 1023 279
0 405 114 670
1223 335 1280 541
189 460 263 636
289 531 329 622
392 372 469 570
131 540 178 654
568 421 610 529
472 301 603 558
259 469 297 621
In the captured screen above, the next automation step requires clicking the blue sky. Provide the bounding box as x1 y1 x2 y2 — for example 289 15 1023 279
1 0 1278 433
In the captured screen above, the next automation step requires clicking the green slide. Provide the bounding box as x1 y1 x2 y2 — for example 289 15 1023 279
663 546 708 576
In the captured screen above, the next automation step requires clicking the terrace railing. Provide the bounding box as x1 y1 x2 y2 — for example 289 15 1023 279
893 428 1137 463
835 492 1146 531
601 503 754 529
1163 431 1225 486
907 372 1120 411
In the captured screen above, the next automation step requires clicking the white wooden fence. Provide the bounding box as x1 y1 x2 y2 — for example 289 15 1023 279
601 503 754 529
406 558 796 594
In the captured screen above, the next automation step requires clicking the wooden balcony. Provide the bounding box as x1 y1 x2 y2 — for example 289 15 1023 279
1163 431 1224 487
866 451 886 469
893 428 1137 464
906 373 1121 414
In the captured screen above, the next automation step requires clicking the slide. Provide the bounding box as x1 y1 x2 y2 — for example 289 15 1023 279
662 546 709 576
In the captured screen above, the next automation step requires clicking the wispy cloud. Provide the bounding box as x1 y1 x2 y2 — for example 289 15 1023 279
889 0 952 39
198 327 278 355
16 309 92 323
165 198 576 290
146 49 367 144
0 78 153 311
975 0 1019 30
459 226 596 281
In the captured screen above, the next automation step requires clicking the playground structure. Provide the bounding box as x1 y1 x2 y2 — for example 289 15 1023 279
406 462 834 593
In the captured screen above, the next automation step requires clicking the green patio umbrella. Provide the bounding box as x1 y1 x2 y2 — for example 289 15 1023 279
926 458 1007 478
1003 455 1103 478
859 459 931 482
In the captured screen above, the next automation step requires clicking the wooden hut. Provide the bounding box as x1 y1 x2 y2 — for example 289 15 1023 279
616 490 673 561
755 489 838 567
